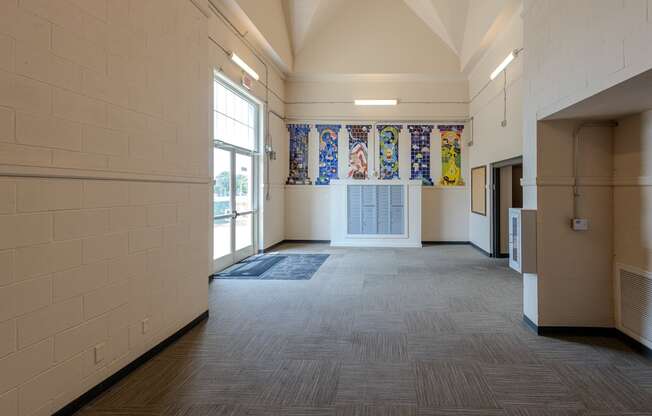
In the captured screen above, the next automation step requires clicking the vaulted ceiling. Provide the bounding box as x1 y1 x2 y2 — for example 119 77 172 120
213 0 521 76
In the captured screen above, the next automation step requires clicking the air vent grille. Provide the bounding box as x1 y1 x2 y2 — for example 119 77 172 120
620 268 652 344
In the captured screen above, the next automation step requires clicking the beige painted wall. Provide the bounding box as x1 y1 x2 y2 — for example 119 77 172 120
614 111 652 272
536 122 615 326
522 0 652 326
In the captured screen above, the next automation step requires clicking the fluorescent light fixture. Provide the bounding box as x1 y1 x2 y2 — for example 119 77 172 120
230 53 259 81
490 50 517 80
354 99 398 106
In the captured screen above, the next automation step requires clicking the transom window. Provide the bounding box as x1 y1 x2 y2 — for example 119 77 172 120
213 79 257 151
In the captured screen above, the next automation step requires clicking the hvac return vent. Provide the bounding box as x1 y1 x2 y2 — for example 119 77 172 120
618 264 652 348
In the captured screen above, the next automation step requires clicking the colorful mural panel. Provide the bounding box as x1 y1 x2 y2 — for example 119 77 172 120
286 124 312 185
377 125 402 180
346 125 371 180
438 125 465 186
408 125 434 186
315 124 340 185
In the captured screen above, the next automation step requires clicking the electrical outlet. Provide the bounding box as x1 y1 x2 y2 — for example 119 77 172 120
571 218 589 231
142 318 149 334
94 343 105 364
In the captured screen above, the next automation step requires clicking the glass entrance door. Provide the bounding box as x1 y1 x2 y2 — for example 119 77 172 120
213 147 254 271
213 76 259 273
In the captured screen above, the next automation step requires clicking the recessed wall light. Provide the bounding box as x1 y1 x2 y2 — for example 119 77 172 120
230 53 259 81
354 99 398 106
490 49 523 80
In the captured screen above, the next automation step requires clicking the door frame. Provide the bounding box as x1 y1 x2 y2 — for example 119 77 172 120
211 72 263 273
490 156 522 258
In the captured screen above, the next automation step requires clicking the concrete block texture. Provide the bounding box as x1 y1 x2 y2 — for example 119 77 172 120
0 0 211 414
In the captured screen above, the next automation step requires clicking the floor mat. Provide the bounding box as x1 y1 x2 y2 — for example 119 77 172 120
214 254 329 280
214 254 286 277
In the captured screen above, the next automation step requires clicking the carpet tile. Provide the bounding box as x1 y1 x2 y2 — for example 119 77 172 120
75 244 652 415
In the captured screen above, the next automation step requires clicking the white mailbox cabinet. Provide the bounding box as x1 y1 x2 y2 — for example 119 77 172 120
508 208 537 274
329 179 422 248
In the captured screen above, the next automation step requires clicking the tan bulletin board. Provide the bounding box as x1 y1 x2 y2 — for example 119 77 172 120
471 166 486 216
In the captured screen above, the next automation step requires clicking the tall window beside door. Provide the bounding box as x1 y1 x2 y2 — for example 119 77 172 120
213 77 259 272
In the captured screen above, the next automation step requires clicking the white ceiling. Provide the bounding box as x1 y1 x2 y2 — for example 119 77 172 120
281 0 473 57
222 0 521 75
401 0 469 56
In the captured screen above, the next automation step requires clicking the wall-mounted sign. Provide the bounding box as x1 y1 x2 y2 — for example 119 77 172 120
242 73 254 90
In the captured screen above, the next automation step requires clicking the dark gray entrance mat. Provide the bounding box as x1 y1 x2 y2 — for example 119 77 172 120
215 254 286 277
214 254 329 280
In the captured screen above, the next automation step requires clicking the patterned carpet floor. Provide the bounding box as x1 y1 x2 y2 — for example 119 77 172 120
77 243 652 415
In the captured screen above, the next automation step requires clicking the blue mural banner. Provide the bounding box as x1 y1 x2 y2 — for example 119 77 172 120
286 124 312 185
315 124 340 185
408 125 434 186
377 125 402 180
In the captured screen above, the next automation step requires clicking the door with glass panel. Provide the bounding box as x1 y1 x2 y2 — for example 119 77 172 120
213 77 258 272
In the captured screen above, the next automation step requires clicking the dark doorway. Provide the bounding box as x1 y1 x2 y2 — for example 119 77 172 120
491 157 523 258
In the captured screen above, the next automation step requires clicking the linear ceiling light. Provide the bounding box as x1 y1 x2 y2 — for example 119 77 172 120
490 49 519 80
354 99 398 106
230 53 259 81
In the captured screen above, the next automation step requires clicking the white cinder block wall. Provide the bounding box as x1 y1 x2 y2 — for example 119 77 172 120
0 1 212 414
467 10 523 253
522 0 652 326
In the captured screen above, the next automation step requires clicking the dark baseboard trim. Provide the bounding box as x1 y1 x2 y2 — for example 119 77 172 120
422 241 470 245
523 316 618 336
260 239 287 253
494 253 509 259
53 310 209 416
469 242 491 257
261 239 331 253
538 326 619 337
284 239 330 244
522 316 652 358
617 331 652 358
265 240 484 250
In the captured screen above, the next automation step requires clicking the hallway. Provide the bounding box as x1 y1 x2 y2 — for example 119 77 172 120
77 244 652 415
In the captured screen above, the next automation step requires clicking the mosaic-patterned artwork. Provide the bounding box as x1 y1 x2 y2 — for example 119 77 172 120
408 125 434 186
315 125 340 185
346 125 371 180
286 124 312 185
377 125 402 180
438 125 465 186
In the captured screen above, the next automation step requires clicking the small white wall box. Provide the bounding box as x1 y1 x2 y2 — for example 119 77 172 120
508 208 537 273
571 218 589 231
